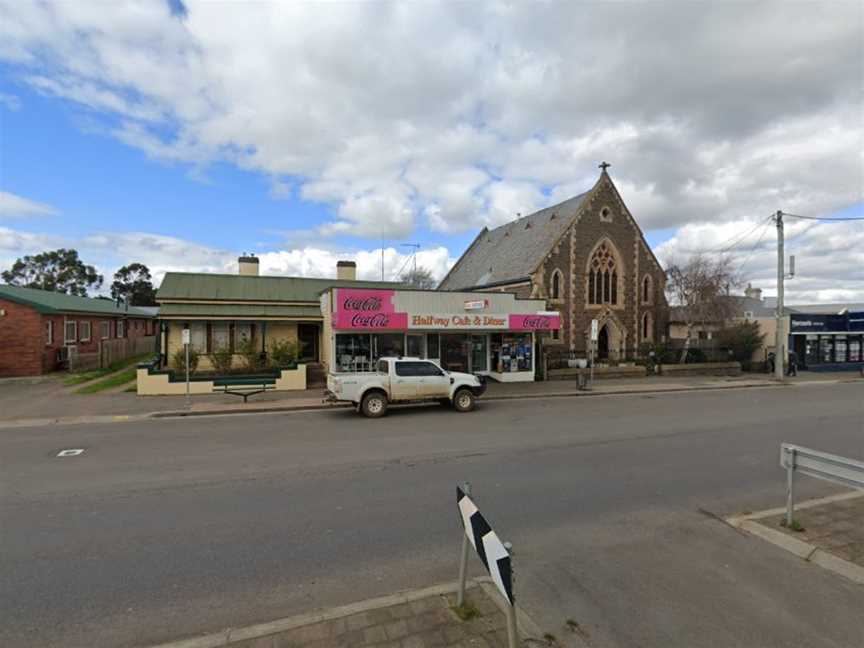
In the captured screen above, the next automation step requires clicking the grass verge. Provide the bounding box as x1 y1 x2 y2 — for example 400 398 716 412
64 354 151 386
76 367 138 394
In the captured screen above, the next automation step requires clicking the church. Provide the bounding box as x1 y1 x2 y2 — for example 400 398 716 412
438 165 669 360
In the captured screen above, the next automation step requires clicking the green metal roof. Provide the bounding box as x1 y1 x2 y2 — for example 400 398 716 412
158 303 322 319
0 284 156 317
157 272 399 303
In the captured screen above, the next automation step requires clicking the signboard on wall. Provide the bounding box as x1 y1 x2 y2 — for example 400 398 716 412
333 288 560 332
464 299 489 311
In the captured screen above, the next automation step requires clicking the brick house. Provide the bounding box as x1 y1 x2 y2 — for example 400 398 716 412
0 284 157 377
438 166 669 360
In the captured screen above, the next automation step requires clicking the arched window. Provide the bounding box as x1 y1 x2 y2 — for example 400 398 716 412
550 269 562 300
642 312 652 342
642 275 652 304
587 240 620 306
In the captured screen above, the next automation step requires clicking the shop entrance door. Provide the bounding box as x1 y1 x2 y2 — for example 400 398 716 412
470 335 488 372
440 334 469 373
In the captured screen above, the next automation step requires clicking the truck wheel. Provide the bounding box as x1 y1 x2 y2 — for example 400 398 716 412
453 388 476 413
361 391 388 418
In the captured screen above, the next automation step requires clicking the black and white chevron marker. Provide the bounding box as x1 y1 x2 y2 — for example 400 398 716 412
457 485 514 605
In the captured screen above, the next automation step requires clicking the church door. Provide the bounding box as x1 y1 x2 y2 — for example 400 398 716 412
597 325 610 360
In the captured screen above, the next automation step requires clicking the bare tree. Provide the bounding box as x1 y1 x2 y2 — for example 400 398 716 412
400 266 437 289
665 255 740 361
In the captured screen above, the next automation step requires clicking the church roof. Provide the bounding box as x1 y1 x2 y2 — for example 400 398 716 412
438 192 589 290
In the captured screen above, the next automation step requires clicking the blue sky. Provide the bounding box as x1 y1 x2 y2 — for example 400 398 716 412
0 2 861 301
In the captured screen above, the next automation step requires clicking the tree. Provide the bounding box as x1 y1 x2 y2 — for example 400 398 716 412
1 248 103 296
400 266 437 289
665 255 740 362
718 320 766 370
111 263 157 306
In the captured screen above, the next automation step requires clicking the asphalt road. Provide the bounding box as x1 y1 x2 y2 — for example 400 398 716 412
1 383 862 648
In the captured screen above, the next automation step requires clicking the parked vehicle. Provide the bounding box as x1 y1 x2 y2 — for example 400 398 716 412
325 357 487 417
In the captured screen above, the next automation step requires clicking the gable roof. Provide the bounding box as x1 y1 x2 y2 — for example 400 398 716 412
0 284 156 317
438 192 589 290
156 272 399 303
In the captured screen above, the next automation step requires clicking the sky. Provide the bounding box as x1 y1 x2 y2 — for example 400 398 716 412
0 0 862 303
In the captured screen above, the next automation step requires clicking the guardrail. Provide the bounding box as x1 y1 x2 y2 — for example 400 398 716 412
780 443 864 526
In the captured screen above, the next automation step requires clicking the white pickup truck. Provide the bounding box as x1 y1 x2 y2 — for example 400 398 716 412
325 357 487 417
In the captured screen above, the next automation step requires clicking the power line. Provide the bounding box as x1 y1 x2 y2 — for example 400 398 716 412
733 218 774 276
781 211 864 222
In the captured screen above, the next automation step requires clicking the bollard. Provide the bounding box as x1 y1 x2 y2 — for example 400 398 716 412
456 481 471 607
785 447 796 527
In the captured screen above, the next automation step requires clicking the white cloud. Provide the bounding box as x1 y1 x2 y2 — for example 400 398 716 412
0 190 59 218
0 0 859 242
0 92 20 110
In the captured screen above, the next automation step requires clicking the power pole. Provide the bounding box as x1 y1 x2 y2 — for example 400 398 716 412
774 210 785 381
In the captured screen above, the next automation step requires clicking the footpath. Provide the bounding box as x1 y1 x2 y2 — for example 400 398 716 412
0 371 860 429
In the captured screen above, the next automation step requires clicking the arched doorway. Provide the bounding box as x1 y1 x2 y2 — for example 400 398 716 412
597 325 610 359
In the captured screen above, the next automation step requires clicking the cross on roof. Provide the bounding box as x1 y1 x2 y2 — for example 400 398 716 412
599 161 611 172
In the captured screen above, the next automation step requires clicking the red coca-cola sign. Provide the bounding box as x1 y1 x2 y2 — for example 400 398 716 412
509 313 561 331
335 289 407 330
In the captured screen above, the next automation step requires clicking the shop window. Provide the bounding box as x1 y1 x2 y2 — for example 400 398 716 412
587 240 620 306
101 321 111 339
372 333 404 360
819 336 834 363
492 333 532 373
835 336 847 363
45 320 53 346
64 321 77 344
804 335 819 366
849 336 861 362
80 321 91 342
336 333 372 372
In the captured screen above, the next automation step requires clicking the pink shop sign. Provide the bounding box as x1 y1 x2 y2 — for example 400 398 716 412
508 313 561 331
334 288 408 330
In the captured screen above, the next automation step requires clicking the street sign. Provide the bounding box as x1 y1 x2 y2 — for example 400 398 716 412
182 328 191 345
590 319 598 341
456 485 514 605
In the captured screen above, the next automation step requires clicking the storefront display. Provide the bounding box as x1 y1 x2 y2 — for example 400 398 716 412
324 287 559 382
790 312 864 368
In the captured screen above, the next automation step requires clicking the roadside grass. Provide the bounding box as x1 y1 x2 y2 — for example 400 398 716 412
64 354 150 386
75 366 138 394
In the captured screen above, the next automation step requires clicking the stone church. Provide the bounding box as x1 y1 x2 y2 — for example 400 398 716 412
438 166 669 360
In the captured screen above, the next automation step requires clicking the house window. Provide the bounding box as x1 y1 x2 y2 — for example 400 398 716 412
64 320 77 344
211 322 230 350
550 270 563 301
587 240 620 306
642 275 652 304
101 321 111 339
80 321 91 342
45 321 53 345
234 321 253 348
116 320 126 338
189 322 207 352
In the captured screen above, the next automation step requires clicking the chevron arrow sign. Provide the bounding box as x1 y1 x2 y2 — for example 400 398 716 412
457 485 514 605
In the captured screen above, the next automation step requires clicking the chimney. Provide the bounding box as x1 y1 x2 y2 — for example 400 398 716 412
238 254 259 277
336 260 357 281
744 283 762 301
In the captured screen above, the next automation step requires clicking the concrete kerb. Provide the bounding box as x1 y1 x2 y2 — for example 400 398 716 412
145 576 539 648
727 490 864 586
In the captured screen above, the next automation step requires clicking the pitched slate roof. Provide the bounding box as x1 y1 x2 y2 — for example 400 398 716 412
438 192 589 290
0 284 156 317
156 272 399 304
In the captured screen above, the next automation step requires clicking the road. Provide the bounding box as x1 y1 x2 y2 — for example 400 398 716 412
1 383 862 648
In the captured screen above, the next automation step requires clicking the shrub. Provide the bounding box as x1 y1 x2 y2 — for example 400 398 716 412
236 338 262 372
208 346 234 374
172 347 199 374
269 338 299 368
718 321 766 370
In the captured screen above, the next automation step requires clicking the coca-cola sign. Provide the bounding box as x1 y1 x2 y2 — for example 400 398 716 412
334 289 407 330
508 313 561 331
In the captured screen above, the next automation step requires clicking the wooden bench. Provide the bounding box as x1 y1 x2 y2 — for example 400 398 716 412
212 376 277 403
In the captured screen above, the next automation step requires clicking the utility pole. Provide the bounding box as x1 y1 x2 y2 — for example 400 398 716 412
774 210 785 381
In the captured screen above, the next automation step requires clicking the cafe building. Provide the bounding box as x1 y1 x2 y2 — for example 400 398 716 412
320 287 560 382
790 310 864 370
